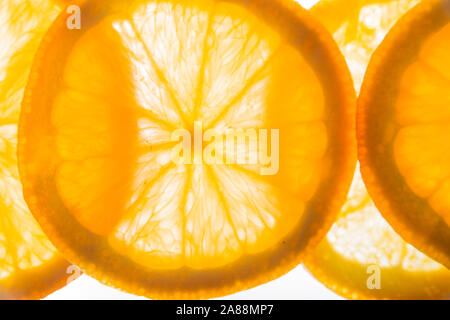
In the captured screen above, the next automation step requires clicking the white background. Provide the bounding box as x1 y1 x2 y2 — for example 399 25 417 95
46 0 342 300
47 264 341 300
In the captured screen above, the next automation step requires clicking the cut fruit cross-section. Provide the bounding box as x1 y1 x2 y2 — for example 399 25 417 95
305 166 450 299
358 0 450 268
0 0 78 300
18 0 355 298
311 0 421 92
305 0 450 300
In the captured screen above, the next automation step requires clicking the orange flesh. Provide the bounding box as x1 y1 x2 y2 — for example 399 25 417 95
19 0 355 298
51 0 333 270
305 0 450 300
306 167 450 299
0 0 76 299
395 23 450 227
358 0 450 268
311 0 421 91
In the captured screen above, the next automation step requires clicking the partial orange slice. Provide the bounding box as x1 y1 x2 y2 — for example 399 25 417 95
304 0 450 300
311 0 421 92
18 0 355 298
305 167 450 299
358 0 450 268
0 0 77 299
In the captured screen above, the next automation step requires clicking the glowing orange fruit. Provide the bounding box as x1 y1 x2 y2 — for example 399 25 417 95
304 0 450 300
0 0 78 300
358 0 450 268
18 0 355 298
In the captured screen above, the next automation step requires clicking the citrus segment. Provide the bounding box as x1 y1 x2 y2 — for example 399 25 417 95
358 0 450 267
53 20 139 235
19 0 355 298
0 0 77 299
394 23 450 226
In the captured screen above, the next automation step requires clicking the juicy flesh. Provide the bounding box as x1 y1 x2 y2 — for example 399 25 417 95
0 0 60 280
327 168 444 272
308 0 449 297
52 0 328 269
312 0 420 92
394 23 450 227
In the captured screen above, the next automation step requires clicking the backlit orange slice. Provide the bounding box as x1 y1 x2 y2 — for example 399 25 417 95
305 167 450 299
0 0 78 299
304 0 450 300
311 0 421 91
18 0 355 298
358 0 450 268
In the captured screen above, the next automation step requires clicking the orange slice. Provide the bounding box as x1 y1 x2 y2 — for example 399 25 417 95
304 0 450 300
305 167 450 299
311 0 421 92
18 0 355 298
358 0 450 268
0 0 78 299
